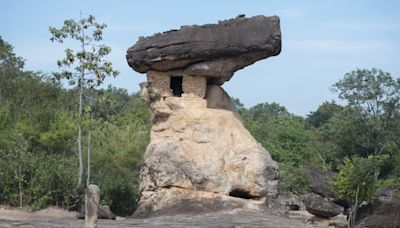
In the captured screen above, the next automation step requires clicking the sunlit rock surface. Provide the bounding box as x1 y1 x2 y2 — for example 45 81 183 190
127 15 281 85
126 15 281 217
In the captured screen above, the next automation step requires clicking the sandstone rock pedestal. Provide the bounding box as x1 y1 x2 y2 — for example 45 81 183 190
126 15 282 217
85 184 100 228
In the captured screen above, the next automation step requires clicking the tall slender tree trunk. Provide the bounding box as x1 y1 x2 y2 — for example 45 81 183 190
0 71 5 106
0 81 2 106
86 89 93 187
86 128 91 187
77 77 84 191
18 164 22 208
77 15 85 192
348 185 360 228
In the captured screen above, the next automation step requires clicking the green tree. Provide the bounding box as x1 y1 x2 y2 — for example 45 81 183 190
230 97 246 116
93 86 131 121
333 155 388 227
307 101 343 128
0 36 24 106
39 112 76 155
49 14 119 191
315 107 369 170
246 102 289 123
90 91 151 215
2 134 29 207
239 102 316 193
332 68 400 156
0 37 154 214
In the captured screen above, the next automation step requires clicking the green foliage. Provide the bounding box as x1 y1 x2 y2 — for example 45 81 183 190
0 36 25 107
333 154 391 226
0 141 77 208
90 104 151 215
264 115 316 166
49 14 120 192
231 97 246 115
279 164 310 194
0 75 150 213
237 101 316 193
49 14 119 87
242 103 316 167
332 68 400 156
0 134 29 206
307 101 343 128
376 179 400 202
32 195 52 211
314 107 369 170
333 68 400 113
0 37 149 214
333 155 388 204
40 112 76 155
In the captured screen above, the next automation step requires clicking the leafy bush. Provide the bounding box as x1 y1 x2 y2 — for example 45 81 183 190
279 164 310 194
333 155 388 204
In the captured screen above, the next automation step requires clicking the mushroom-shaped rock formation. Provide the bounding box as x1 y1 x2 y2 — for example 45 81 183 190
126 15 281 218
127 15 281 85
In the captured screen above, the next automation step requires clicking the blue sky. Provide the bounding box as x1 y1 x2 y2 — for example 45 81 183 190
1 0 399 116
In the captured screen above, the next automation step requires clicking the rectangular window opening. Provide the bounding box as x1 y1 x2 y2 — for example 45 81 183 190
170 76 183 97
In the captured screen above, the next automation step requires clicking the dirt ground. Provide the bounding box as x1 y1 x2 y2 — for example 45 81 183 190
0 206 345 228
0 206 77 221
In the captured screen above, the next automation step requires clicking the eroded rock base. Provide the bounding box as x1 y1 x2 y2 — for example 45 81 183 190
134 187 269 218
136 93 279 217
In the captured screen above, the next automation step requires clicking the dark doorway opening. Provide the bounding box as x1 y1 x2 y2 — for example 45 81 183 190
229 189 253 199
170 76 183 97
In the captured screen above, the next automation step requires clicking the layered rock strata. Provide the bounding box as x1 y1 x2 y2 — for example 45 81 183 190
126 15 282 217
127 15 281 85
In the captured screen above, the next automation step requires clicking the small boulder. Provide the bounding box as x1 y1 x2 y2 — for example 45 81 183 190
374 185 399 202
356 200 400 228
78 204 116 220
275 191 305 211
205 85 237 112
303 193 343 218
306 167 335 198
98 205 116 220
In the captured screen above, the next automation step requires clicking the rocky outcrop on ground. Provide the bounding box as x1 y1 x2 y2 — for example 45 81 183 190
127 15 281 85
77 204 116 220
304 167 347 219
374 185 399 202
134 187 270 218
306 167 336 198
275 191 305 211
355 200 400 228
303 193 343 218
302 171 400 226
126 15 281 217
98 205 116 220
0 207 320 227
355 185 400 227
